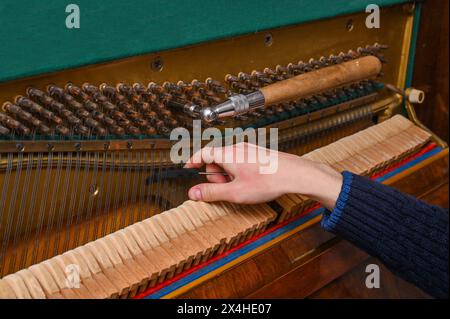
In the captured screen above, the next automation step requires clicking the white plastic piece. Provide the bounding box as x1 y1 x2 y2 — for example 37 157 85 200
407 89 425 104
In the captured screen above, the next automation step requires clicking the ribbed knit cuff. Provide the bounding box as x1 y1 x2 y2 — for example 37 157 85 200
321 171 353 232
318 170 449 298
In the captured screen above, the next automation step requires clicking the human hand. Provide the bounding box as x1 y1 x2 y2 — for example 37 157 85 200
184 143 343 210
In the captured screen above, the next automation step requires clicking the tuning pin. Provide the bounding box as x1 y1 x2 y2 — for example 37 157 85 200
176 81 192 93
157 92 172 103
237 72 251 82
116 83 134 97
122 108 139 120
274 65 287 75
192 97 210 108
3 102 34 121
133 82 146 94
83 100 99 112
205 78 227 93
125 125 140 135
373 43 388 50
109 125 125 136
147 82 163 94
251 71 272 84
99 101 115 112
25 87 43 102
99 83 117 99
163 82 182 95
17 124 31 136
140 126 156 135
132 101 149 112
74 124 90 136
65 83 90 101
282 102 295 111
83 117 101 129
225 74 239 83
164 118 179 128
75 108 90 119
159 108 172 118
0 108 22 130
47 85 65 99
15 96 62 125
143 110 159 122
54 125 70 136
81 83 98 95
273 105 285 114
263 107 274 116
204 95 222 104
338 51 354 61
191 79 207 90
0 124 10 136
357 46 371 55
328 54 343 65
265 67 285 81
308 58 324 69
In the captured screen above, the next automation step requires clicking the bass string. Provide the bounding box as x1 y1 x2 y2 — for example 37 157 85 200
30 152 53 266
62 151 82 253
160 151 171 212
153 150 164 216
118 151 133 231
92 151 108 241
135 151 147 223
18 152 42 273
129 151 142 225
110 151 124 234
52 152 73 257
41 152 64 262
9 152 33 274
0 153 19 275
73 151 92 248
101 151 115 238
82 151 100 245
145 151 156 218
137 151 149 222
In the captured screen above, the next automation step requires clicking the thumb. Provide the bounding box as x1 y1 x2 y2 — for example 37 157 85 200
188 182 235 202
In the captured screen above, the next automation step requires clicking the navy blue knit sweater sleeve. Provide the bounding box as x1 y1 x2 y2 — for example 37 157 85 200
321 171 449 298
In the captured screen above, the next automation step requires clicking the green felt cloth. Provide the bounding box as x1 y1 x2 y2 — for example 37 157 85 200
0 0 407 83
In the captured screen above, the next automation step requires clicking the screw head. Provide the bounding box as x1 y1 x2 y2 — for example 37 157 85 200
264 33 273 47
151 57 164 72
346 19 354 32
89 184 99 196
16 143 25 152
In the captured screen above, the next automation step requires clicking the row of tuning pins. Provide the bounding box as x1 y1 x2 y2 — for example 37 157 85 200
9 84 147 138
153 78 230 110
1 86 101 138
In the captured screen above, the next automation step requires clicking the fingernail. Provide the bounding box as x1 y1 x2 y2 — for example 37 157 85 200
190 187 202 201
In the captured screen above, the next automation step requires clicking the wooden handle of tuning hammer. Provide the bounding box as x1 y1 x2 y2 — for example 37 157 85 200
259 55 382 106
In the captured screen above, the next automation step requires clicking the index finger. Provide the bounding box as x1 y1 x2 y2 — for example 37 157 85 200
184 146 225 169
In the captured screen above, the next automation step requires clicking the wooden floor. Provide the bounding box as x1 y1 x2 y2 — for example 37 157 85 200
178 151 448 299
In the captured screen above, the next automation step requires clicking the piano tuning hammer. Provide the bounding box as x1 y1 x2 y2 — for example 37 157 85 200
200 55 382 122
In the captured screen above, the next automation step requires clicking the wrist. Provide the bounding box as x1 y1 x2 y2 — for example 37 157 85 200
288 159 343 210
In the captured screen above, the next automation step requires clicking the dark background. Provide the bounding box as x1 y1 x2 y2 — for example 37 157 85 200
413 0 449 143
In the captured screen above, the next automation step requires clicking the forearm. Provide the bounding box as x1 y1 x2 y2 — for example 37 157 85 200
321 171 449 298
